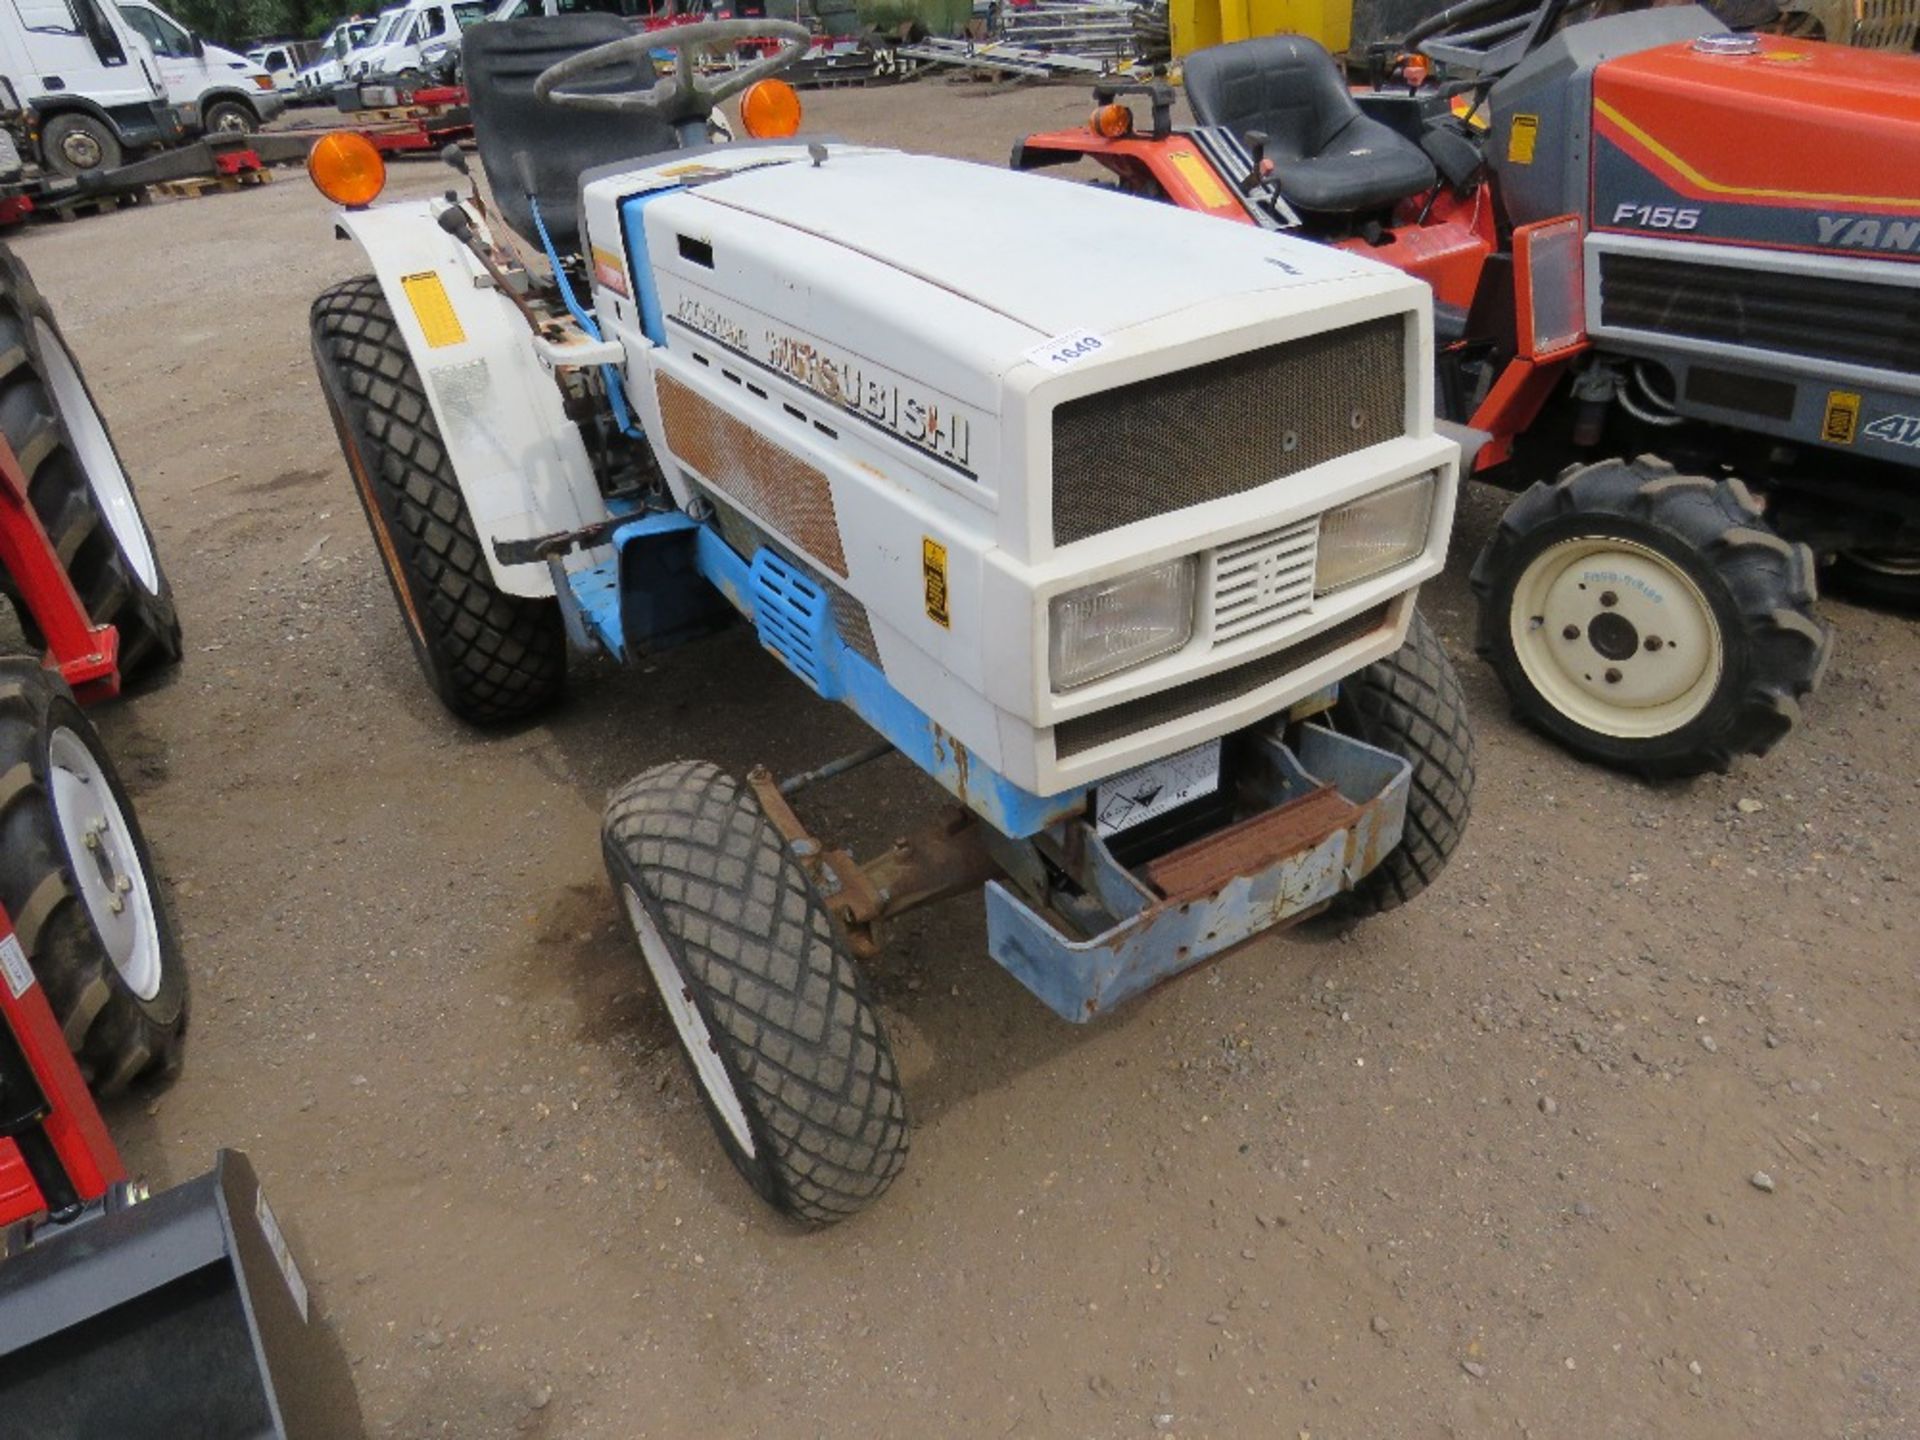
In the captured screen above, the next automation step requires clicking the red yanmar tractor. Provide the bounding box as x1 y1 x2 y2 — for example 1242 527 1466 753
0 245 362 1437
1012 0 1920 775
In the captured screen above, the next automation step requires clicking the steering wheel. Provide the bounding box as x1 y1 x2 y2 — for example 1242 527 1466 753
534 19 811 121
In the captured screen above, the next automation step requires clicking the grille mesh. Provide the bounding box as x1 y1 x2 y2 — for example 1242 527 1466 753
1211 517 1318 642
1050 317 1406 547
1599 252 1920 376
1054 605 1391 760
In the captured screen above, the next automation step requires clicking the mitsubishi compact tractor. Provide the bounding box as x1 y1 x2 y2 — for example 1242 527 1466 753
1012 0 1913 775
307 14 1475 1224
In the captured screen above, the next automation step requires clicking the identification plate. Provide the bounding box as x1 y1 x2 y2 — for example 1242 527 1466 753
1096 739 1222 837
0 933 31 999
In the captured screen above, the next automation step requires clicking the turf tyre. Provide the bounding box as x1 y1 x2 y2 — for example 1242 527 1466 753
1326 609 1475 915
603 761 909 1225
1470 456 1829 777
0 658 186 1092
310 276 564 724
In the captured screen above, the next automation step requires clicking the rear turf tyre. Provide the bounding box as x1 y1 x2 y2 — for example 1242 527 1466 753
40 114 121 177
1326 608 1475 915
1470 456 1829 777
310 276 565 724
0 246 182 679
0 659 186 1092
603 761 909 1225
1825 548 1920 611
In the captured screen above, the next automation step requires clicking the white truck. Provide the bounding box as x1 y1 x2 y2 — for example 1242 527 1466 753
346 0 490 85
245 36 316 96
294 15 377 98
113 0 281 134
0 0 181 175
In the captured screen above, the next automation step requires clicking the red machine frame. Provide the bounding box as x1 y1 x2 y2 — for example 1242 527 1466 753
0 431 121 702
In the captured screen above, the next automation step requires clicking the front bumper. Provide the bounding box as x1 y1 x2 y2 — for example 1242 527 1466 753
985 724 1409 1021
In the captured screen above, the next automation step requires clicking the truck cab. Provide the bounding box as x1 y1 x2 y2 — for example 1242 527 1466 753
295 16 376 97
113 0 282 134
0 0 181 175
245 37 309 95
349 0 490 83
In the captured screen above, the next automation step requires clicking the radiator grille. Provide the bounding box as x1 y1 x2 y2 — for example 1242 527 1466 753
708 495 881 665
1054 605 1391 760
1050 316 1405 546
1598 252 1920 377
1211 518 1318 642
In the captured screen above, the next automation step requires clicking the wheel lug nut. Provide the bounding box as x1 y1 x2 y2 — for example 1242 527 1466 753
1600 591 1619 608
108 896 125 915
1604 667 1623 684
83 832 100 850
114 875 131 894
1562 624 1581 641
1644 635 1664 652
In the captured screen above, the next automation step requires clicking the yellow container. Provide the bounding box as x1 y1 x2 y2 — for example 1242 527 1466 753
1169 0 1352 57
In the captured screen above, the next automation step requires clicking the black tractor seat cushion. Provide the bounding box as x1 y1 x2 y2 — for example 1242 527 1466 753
1184 34 1437 217
463 15 678 253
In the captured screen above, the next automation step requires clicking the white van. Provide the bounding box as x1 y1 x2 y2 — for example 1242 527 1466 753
294 17 376 97
0 0 182 174
114 0 282 134
245 37 313 95
349 0 488 84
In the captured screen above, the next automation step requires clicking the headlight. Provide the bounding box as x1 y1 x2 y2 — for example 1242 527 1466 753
1314 474 1437 596
1050 557 1197 691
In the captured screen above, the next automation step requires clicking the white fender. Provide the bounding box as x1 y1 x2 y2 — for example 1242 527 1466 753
332 200 612 598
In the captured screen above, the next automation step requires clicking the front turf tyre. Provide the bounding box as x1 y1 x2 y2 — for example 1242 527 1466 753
40 113 121 177
1470 457 1830 778
604 761 909 1226
1327 608 1475 915
311 276 565 724
0 246 182 680
1825 548 1920 611
0 659 186 1092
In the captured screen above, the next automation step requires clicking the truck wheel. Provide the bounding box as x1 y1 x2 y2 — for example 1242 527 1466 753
1471 457 1829 777
0 248 182 680
41 114 121 177
310 276 565 724
201 100 258 136
1825 548 1920 611
1325 609 1475 915
0 659 186 1093
603 761 909 1226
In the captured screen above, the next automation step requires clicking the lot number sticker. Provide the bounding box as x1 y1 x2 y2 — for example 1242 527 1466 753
1026 330 1107 373
0 933 32 999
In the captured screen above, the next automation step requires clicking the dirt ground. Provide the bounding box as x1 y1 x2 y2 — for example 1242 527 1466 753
12 78 1920 1440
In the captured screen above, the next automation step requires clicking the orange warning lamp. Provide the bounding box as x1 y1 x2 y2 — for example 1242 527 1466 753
307 132 387 208
740 79 803 139
1090 102 1134 139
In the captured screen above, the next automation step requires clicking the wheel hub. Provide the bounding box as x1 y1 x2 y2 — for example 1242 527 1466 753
62 133 103 169
47 727 161 1000
1512 537 1725 738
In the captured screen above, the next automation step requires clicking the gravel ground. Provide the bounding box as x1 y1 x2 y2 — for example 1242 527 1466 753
9 78 1919 1440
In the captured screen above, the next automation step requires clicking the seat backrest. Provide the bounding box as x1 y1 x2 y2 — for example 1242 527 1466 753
463 15 678 252
1183 34 1359 162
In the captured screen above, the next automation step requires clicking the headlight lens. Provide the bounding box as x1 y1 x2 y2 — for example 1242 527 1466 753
1314 474 1437 596
1049 557 1197 690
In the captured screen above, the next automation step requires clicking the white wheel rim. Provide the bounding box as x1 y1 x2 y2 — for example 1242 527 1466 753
47 726 162 1001
61 131 104 169
1510 536 1724 739
33 318 161 596
622 884 757 1159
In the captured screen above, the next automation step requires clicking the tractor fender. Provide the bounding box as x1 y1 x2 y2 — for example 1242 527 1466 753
331 200 611 599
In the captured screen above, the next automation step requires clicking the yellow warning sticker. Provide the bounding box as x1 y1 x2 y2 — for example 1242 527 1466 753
400 271 466 349
1508 114 1540 165
1168 150 1235 211
591 245 630 299
1823 390 1861 445
922 537 951 629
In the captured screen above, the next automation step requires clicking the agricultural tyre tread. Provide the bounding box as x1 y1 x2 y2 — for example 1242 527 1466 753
0 659 186 1092
604 761 908 1225
0 246 182 679
310 276 564 724
1330 609 1475 915
1470 456 1830 778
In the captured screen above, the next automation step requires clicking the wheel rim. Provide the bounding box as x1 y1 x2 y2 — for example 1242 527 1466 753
1510 536 1724 739
47 727 161 1001
32 318 162 595
212 108 249 133
60 131 104 170
1842 548 1920 579
622 884 757 1159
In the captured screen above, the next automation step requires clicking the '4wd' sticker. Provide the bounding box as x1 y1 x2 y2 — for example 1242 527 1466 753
1864 414 1920 449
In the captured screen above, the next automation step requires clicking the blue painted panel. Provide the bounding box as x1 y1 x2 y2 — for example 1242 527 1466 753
618 190 673 347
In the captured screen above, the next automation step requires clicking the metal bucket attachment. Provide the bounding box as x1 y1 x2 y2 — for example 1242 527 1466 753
0 1149 365 1439
984 725 1410 1021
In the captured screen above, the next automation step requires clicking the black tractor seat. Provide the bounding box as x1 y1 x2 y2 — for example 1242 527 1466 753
1183 34 1437 219
463 15 679 253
